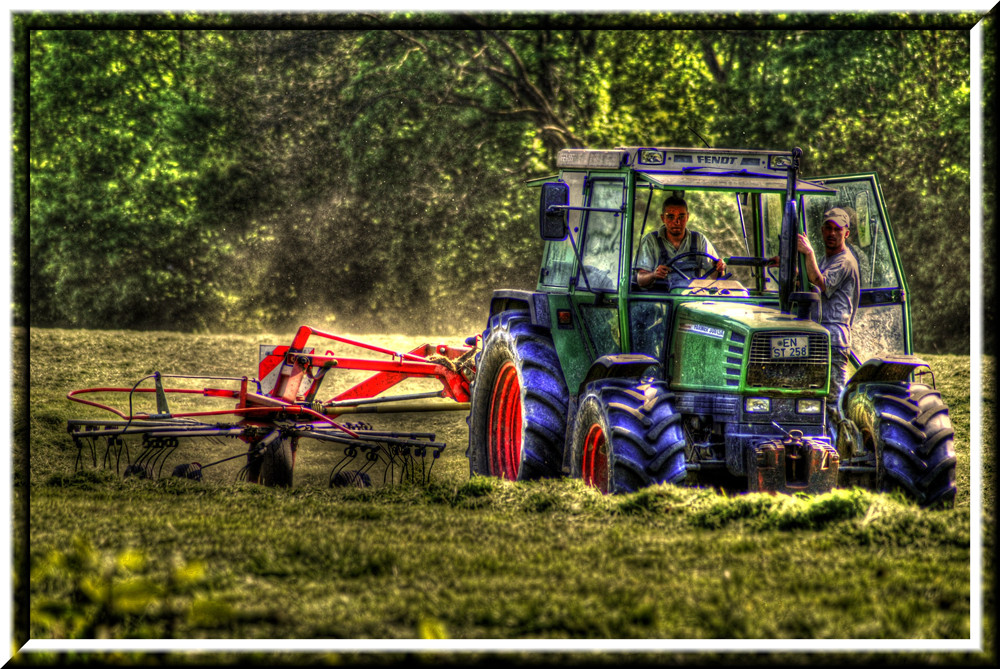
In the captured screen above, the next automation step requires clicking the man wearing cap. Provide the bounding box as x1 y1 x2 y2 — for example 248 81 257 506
797 207 860 421
635 194 727 288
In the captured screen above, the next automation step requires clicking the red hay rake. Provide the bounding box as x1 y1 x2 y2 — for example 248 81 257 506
67 326 477 487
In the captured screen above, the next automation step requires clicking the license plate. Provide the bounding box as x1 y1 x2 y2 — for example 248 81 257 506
771 335 809 359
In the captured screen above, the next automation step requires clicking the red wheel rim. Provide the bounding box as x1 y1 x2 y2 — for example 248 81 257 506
487 361 522 480
581 423 609 493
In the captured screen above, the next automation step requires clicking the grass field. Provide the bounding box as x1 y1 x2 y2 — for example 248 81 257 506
13 327 995 663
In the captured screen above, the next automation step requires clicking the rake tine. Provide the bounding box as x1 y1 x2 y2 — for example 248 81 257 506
82 427 100 468
132 440 163 478
381 443 394 484
329 450 361 486
114 437 129 475
101 437 123 474
154 443 178 479
110 437 124 475
384 443 409 484
382 443 403 486
73 435 96 472
134 445 153 469
358 449 380 484
196 449 256 471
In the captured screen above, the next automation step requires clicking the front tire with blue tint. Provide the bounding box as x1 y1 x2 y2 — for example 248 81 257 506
844 382 956 507
571 378 687 493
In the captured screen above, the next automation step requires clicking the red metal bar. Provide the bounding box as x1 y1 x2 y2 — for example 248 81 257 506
67 327 474 436
286 326 438 364
67 387 208 419
66 387 360 437
314 353 472 405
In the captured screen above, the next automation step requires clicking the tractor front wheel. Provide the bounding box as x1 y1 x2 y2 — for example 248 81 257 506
571 378 687 494
467 311 568 481
843 382 956 507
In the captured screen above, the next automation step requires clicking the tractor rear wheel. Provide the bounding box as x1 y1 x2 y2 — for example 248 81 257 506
571 378 687 494
843 382 956 507
467 311 568 481
246 436 296 488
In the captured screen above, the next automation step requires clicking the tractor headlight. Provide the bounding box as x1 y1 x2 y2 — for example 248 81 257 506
745 397 771 413
797 399 822 414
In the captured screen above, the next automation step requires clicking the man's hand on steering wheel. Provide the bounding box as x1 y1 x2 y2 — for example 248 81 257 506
665 251 725 280
650 264 670 281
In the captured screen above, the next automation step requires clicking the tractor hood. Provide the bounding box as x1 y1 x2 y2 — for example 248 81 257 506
670 301 831 395
676 301 829 335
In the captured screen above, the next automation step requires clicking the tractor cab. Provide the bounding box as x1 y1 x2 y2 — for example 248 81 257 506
534 147 912 393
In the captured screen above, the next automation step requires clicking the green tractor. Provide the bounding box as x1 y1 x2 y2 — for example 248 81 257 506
466 146 956 507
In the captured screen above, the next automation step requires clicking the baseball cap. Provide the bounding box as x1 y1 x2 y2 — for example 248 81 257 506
823 207 850 229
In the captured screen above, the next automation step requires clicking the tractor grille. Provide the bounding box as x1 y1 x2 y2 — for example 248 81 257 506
746 331 829 389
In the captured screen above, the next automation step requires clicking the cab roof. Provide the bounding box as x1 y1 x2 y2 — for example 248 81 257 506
555 146 836 194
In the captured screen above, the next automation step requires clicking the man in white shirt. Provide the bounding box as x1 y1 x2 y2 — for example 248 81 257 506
635 194 726 288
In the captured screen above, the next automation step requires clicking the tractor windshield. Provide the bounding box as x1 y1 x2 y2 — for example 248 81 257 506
631 186 757 289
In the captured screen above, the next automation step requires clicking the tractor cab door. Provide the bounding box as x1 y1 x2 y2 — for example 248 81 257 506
536 173 628 391
802 173 912 368
567 176 628 361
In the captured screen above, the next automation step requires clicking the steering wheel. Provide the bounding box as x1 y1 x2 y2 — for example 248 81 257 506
665 251 723 280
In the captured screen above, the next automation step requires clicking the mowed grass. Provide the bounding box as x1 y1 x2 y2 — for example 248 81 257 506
15 328 994 657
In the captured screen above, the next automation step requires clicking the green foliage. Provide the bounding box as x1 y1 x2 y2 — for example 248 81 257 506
29 535 225 639
982 14 995 356
27 28 239 329
18 15 983 351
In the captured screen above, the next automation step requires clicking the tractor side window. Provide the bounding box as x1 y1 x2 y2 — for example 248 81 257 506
629 300 669 364
761 193 784 292
539 171 586 288
578 178 625 292
802 180 900 290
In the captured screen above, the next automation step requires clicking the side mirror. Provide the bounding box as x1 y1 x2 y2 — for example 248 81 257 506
539 182 569 241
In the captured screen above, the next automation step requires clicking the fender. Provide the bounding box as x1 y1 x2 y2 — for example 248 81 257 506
560 353 661 476
841 354 933 412
578 354 660 394
488 289 551 327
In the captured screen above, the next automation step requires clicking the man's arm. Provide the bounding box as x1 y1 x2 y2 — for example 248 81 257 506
635 234 665 288
637 266 667 287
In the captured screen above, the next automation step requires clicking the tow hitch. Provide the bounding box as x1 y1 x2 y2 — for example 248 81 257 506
747 427 840 494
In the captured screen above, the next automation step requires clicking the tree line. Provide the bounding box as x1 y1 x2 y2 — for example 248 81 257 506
16 13 990 354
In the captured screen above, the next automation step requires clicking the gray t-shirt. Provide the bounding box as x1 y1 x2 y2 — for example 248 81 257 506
817 249 860 348
635 229 719 274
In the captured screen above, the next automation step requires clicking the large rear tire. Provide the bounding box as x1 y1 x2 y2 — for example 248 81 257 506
843 382 956 507
467 311 568 480
570 378 687 494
